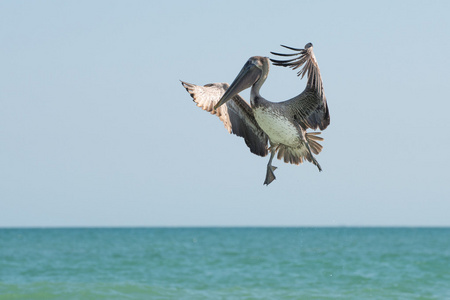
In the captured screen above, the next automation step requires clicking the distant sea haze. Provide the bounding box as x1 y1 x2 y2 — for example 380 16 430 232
1 227 449 299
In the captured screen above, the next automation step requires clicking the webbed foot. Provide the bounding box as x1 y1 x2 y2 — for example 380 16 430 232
263 165 277 185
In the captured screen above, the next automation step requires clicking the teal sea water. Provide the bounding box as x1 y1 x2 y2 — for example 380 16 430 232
0 228 449 299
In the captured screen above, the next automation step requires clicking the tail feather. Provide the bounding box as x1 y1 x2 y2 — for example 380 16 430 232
306 132 323 155
275 132 324 170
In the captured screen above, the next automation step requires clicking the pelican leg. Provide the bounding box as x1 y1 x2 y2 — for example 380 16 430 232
305 141 322 172
264 150 277 185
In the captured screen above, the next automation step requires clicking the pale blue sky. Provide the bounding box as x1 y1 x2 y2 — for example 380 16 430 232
1 1 449 227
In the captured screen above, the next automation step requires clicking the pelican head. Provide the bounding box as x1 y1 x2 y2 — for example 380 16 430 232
214 56 269 110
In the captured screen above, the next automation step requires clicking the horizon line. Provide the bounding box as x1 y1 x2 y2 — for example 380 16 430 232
1 225 449 229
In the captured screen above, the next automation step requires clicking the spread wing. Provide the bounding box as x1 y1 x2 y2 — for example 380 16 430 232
270 43 330 131
181 81 268 157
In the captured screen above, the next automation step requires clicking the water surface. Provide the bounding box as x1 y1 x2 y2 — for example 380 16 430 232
1 227 449 299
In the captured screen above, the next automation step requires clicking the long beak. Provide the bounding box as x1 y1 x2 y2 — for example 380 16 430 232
214 61 260 110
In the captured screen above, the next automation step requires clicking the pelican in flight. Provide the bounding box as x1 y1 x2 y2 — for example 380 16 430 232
181 43 329 185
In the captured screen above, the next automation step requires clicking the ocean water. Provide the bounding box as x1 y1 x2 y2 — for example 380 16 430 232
0 228 449 299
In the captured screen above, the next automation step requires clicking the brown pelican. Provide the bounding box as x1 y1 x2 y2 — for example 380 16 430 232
181 43 329 185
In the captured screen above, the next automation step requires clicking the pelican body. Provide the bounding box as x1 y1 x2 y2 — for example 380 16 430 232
182 43 329 185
